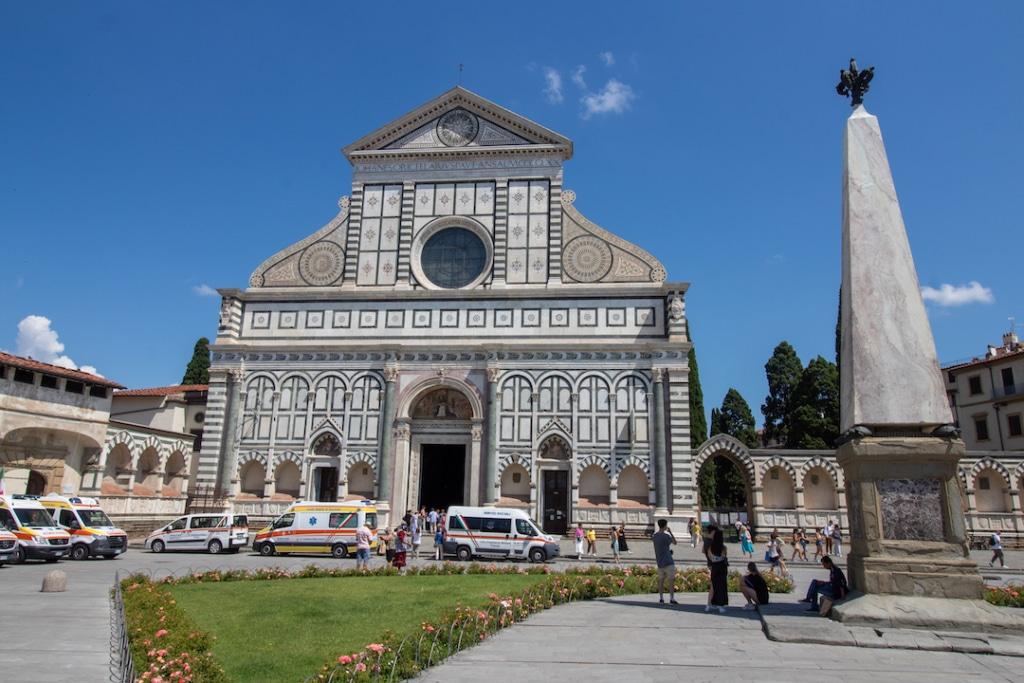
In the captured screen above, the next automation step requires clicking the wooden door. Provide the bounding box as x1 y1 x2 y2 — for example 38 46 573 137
542 470 568 535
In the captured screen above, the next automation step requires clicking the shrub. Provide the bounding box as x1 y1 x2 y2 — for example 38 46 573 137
985 585 1024 608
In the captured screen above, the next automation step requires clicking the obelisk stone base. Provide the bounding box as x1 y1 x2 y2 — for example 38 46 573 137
837 436 983 600
831 593 1024 634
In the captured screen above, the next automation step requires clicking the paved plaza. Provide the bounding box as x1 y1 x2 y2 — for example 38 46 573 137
1 540 1021 682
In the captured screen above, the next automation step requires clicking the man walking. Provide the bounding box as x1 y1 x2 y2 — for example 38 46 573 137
427 508 438 534
990 530 1008 568
652 519 678 605
355 520 373 571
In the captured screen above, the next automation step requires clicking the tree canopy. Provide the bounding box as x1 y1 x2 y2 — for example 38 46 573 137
181 337 211 385
786 355 840 449
710 388 760 449
761 341 803 446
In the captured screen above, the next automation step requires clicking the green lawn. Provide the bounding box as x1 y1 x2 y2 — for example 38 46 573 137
168 574 546 682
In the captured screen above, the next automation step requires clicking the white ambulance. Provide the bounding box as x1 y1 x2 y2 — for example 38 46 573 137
443 506 559 563
144 512 249 554
252 500 378 558
0 495 71 563
40 494 128 560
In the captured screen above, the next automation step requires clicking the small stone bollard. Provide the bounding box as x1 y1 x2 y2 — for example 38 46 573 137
41 569 67 593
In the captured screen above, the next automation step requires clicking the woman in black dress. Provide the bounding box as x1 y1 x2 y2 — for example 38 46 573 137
704 526 729 613
617 522 629 554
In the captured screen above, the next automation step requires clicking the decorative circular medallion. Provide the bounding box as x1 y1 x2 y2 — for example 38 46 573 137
563 235 612 283
299 241 344 286
436 109 479 147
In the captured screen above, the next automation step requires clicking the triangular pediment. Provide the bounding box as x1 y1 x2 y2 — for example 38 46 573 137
343 86 572 161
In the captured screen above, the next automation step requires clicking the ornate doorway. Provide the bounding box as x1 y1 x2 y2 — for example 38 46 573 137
419 443 466 510
542 470 568 534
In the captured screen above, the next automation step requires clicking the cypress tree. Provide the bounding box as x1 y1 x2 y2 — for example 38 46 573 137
687 323 708 450
761 341 803 446
713 388 760 449
182 337 211 385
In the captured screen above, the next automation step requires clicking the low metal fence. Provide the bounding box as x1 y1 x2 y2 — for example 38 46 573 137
109 571 136 683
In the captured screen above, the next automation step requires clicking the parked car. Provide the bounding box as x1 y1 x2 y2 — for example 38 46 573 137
144 513 249 554
253 500 378 557
443 506 558 563
40 494 128 560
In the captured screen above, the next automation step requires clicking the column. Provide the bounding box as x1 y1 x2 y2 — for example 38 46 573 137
217 369 244 497
652 368 668 511
484 368 501 505
377 367 398 502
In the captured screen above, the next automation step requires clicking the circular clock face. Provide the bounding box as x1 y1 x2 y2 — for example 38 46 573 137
436 109 479 147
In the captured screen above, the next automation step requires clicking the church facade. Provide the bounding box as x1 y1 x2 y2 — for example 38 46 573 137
197 88 695 532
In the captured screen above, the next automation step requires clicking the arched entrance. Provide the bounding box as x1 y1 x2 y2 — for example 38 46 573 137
693 435 756 538
538 434 571 534
399 380 483 513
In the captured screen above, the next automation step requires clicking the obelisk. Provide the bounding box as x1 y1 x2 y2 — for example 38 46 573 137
833 59 984 604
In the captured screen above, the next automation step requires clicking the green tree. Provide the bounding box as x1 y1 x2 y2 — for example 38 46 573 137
710 388 759 449
698 455 746 509
182 337 211 385
761 341 803 446
687 323 708 450
786 356 840 449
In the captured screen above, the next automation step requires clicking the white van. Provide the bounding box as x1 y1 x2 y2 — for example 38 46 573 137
253 501 378 558
0 495 71 563
144 513 249 554
40 494 128 560
443 506 559 563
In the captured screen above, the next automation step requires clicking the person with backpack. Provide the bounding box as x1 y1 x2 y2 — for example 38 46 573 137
990 531 1008 568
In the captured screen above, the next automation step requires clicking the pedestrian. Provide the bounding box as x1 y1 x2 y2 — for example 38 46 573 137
377 527 392 557
740 562 769 610
411 516 422 558
428 508 438 534
689 518 701 548
990 530 1008 568
831 524 843 557
355 520 373 571
586 527 597 557
800 555 849 613
799 527 809 561
651 518 678 605
704 525 728 613
766 530 789 577
610 526 620 563
739 523 755 559
433 521 445 561
824 520 834 555
813 529 824 561
403 509 413 528
392 525 408 571
617 522 630 554
574 522 585 559
790 528 807 562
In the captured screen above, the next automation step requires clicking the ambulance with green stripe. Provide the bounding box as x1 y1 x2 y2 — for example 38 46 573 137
253 500 378 558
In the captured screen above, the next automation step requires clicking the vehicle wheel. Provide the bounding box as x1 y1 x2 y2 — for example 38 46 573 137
208 539 223 555
529 547 546 563
456 546 472 562
13 546 26 564
259 542 276 557
331 543 348 559
151 540 165 554
70 544 90 561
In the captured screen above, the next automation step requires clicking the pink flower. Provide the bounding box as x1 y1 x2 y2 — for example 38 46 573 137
355 662 366 672
366 643 386 654
155 629 169 639
337 655 352 665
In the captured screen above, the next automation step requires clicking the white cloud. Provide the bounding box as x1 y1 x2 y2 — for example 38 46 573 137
193 283 219 297
542 67 563 104
571 65 587 90
599 51 615 66
15 315 99 375
580 79 636 119
920 281 994 307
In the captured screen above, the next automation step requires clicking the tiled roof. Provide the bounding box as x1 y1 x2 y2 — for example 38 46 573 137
0 351 124 389
114 384 209 397
944 346 1024 371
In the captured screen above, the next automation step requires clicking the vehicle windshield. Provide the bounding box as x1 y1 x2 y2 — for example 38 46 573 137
232 515 248 528
273 513 294 530
77 509 113 527
16 508 56 528
516 519 538 536
364 512 377 529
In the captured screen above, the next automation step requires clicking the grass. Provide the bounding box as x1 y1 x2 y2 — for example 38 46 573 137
168 574 546 682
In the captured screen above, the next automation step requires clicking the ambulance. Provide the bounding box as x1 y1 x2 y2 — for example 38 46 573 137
144 512 250 554
40 494 128 560
0 526 16 566
252 500 378 558
0 495 71 563
443 506 559 563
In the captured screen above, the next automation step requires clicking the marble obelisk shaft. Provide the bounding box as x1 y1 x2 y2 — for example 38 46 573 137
840 105 952 432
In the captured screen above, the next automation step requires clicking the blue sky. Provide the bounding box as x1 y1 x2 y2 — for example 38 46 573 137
1 3 1021 427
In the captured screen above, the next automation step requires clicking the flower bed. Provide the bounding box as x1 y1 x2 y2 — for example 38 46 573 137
123 563 792 682
985 584 1024 608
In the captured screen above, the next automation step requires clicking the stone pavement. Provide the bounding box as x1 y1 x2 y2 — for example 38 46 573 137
420 593 1024 683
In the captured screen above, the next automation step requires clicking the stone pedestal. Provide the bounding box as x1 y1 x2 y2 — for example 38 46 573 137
837 436 983 600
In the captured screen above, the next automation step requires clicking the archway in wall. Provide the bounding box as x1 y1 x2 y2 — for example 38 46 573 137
346 461 375 500
697 453 753 540
408 384 476 512
26 470 47 496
